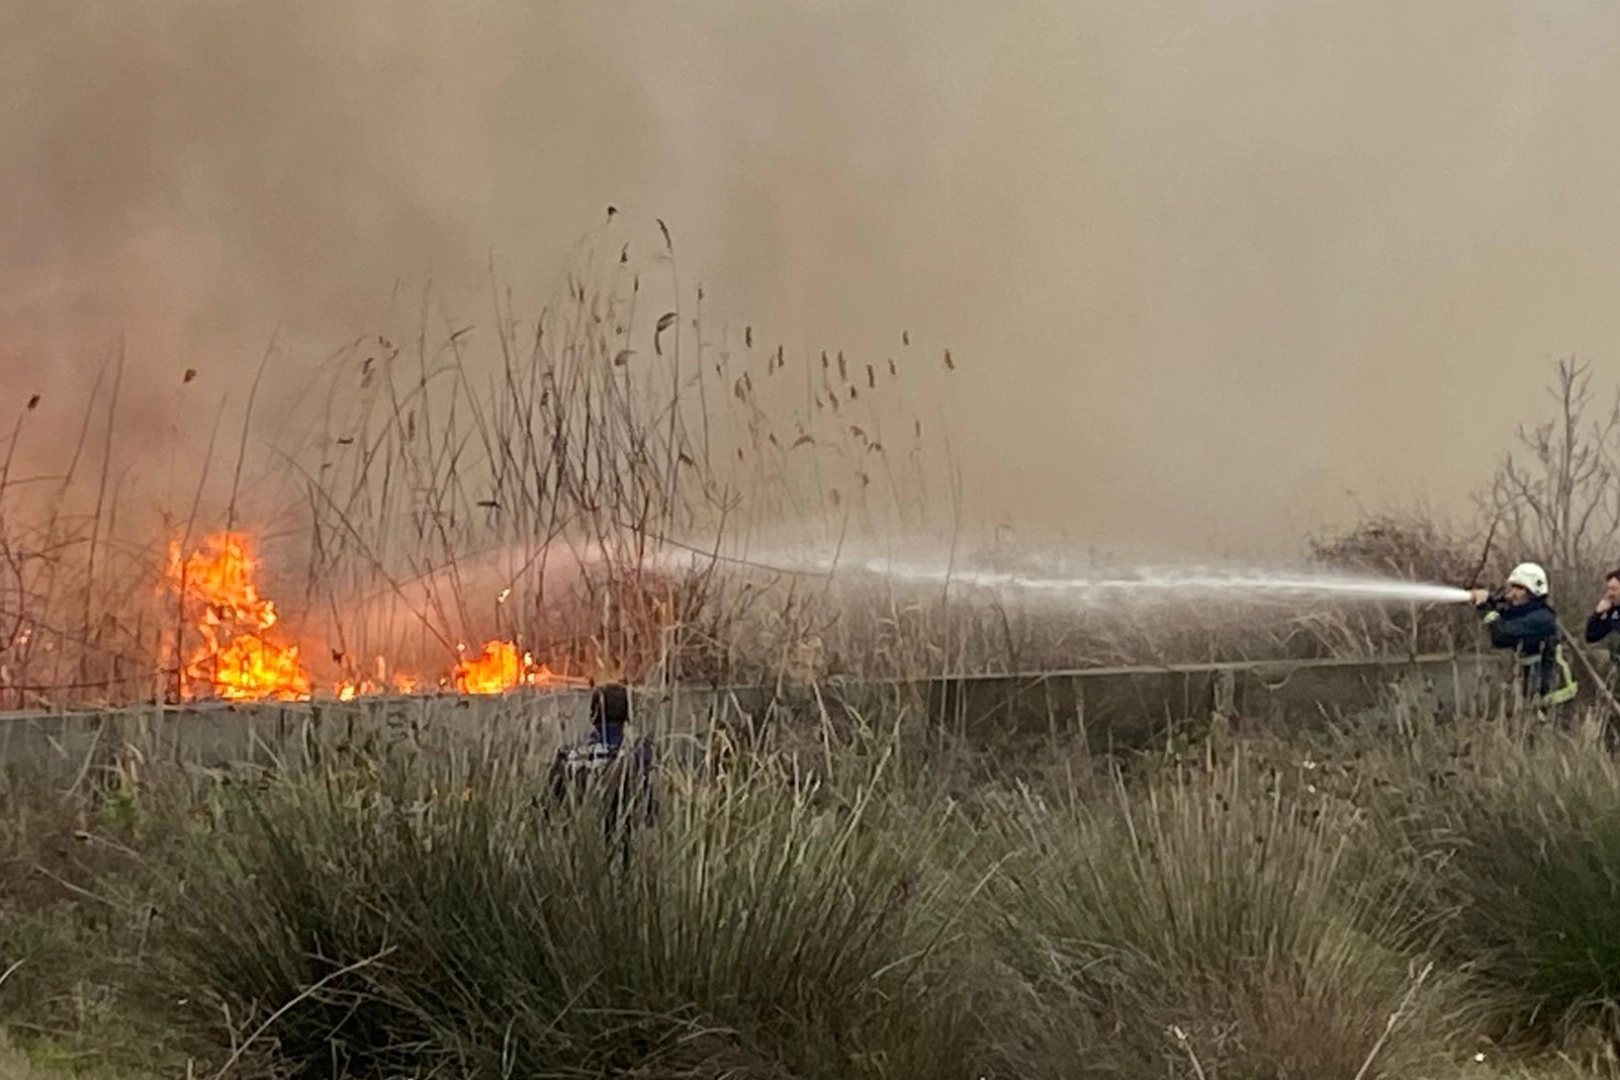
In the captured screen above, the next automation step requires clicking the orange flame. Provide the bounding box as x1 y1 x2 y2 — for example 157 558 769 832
165 531 581 701
165 532 312 701
452 640 563 694
336 658 424 700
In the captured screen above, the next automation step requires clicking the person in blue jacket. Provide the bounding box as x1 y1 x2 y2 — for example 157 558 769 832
547 682 657 866
1469 561 1578 722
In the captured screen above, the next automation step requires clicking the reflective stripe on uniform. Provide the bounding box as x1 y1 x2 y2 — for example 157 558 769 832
1543 643 1579 706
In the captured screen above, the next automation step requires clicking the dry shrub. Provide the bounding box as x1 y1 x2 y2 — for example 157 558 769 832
1305 510 1483 657
1309 512 1482 585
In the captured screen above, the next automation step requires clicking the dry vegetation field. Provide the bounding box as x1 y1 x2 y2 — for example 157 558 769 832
7 697 1620 1079
6 227 1573 714
8 233 1620 1077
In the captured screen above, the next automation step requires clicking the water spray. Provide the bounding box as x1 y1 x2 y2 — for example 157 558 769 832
835 559 1478 606
659 537 1481 608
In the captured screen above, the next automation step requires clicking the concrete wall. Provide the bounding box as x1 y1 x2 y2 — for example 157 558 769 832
0 690 587 787
918 652 1510 749
691 652 1513 753
0 652 1523 787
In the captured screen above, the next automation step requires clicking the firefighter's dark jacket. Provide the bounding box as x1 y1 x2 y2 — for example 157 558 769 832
1481 595 1560 656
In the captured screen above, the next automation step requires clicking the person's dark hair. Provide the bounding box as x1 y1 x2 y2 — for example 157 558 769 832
590 683 631 730
1607 569 1620 584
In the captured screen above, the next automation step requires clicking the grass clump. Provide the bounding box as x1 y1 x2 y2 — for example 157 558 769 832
1362 716 1620 1064
149 730 985 1079
0 760 199 1079
977 747 1469 1080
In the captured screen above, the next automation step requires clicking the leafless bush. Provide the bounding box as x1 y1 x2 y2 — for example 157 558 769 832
1480 356 1620 579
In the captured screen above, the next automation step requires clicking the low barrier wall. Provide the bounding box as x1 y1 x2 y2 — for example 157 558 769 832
0 652 1522 785
916 652 1509 748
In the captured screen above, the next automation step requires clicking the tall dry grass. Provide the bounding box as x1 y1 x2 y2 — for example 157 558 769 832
2 226 1614 710
0 219 969 707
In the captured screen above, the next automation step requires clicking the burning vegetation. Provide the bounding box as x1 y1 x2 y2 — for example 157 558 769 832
452 639 561 695
165 533 312 702
0 220 956 712
163 531 569 703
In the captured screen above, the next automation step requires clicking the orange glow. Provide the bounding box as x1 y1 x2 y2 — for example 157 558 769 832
453 640 523 693
165 532 312 701
336 659 427 701
165 531 584 701
453 639 556 694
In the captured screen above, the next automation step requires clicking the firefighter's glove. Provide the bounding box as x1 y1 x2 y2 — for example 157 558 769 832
1483 611 1501 625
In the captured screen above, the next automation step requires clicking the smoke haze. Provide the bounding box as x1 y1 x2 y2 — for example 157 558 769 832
7 0 1620 556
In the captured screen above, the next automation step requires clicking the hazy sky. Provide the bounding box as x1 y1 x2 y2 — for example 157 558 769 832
6 0 1620 556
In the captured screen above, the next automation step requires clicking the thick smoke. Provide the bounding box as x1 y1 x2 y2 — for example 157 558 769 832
6 0 1620 555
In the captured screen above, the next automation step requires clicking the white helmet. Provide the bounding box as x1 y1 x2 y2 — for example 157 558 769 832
1506 561 1550 597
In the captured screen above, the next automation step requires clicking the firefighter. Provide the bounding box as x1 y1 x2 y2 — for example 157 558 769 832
1468 561 1578 723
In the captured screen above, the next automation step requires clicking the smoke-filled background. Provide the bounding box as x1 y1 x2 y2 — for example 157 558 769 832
7 0 1620 556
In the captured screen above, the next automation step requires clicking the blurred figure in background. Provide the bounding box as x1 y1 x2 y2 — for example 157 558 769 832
1583 569 1620 686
